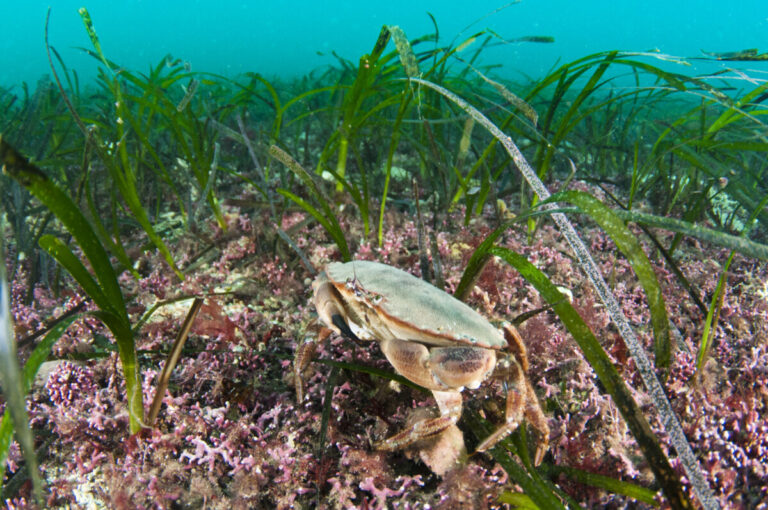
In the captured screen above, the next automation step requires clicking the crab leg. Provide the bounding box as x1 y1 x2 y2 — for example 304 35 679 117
294 326 332 402
524 382 550 465
475 354 549 465
474 352 526 453
375 338 462 449
374 391 463 451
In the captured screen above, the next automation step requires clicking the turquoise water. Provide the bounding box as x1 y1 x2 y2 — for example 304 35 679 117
2 1 766 87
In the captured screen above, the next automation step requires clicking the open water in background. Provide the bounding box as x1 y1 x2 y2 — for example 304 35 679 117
1 1 767 88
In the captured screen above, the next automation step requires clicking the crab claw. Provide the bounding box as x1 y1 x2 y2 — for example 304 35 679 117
331 314 361 342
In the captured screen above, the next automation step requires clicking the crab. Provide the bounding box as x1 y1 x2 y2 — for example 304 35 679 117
294 260 549 464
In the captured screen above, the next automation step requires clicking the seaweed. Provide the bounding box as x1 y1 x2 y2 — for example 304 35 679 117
1 6 767 507
1 136 144 434
414 78 711 508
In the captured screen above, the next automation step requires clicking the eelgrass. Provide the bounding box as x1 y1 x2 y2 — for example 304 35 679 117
269 144 351 261
2 7 768 506
54 9 184 280
695 189 768 378
1 136 144 434
26 10 768 261
0 309 80 503
542 190 671 377
412 77 717 509
1 133 211 499
0 217 46 504
648 73 768 234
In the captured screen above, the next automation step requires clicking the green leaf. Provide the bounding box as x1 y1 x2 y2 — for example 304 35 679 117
499 492 540 510
454 219 516 301
497 492 541 509
543 190 671 375
539 464 659 506
612 209 768 260
1 137 144 434
78 7 111 71
38 235 111 315
270 144 351 261
487 245 691 510
463 412 567 510
1 136 125 319
277 189 351 261
90 309 143 431
77 8 184 280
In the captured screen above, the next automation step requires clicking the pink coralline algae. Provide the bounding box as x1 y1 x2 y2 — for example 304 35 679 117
4 191 768 509
44 362 97 407
138 267 172 300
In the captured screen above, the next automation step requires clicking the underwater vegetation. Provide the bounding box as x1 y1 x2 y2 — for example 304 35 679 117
1 5 768 509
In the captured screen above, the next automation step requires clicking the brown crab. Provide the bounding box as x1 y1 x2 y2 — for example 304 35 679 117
294 260 549 464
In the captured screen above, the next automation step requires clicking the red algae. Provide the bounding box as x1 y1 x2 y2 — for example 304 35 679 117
2 196 767 509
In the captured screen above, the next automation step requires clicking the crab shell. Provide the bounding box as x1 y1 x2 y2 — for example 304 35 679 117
319 260 507 353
